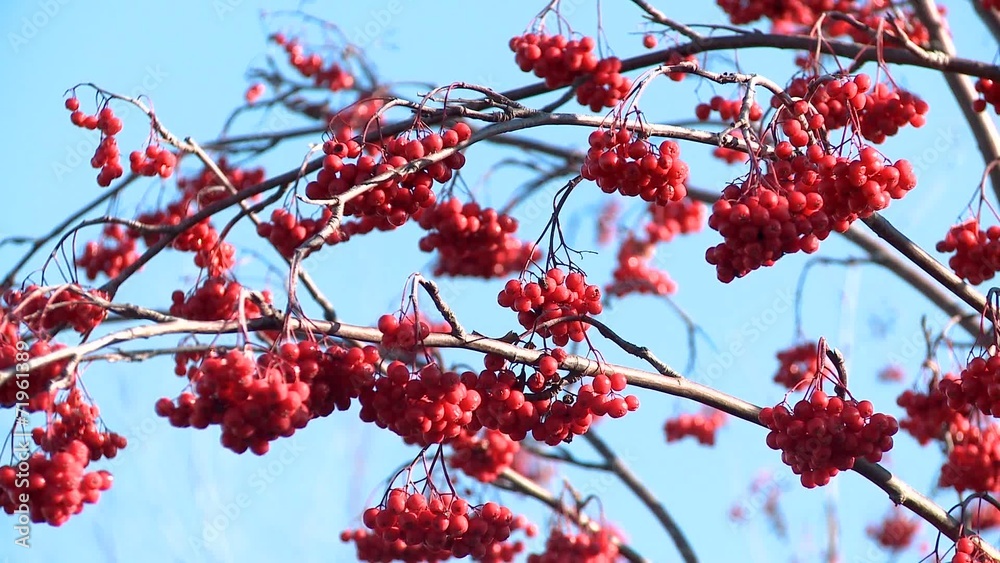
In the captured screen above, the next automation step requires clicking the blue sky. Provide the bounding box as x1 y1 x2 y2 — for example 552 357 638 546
1 1 998 562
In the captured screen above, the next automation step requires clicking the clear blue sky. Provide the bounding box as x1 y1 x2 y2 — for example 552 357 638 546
0 1 996 562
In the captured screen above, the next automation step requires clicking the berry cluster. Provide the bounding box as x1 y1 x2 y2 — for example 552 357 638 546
605 235 676 298
576 57 632 111
449 429 520 483
527 527 621 563
65 97 124 187
33 387 127 461
772 342 819 389
582 128 689 205
169 277 268 322
974 78 1000 114
497 268 603 346
0 337 71 412
0 442 114 526
936 219 1000 284
360 488 528 560
695 95 764 123
897 383 968 446
157 343 380 454
4 284 107 335
645 199 704 243
780 75 928 144
270 34 355 91
717 1 931 47
971 502 1000 531
939 355 1000 418
467 353 638 445
177 157 265 208
952 536 990 563
304 124 472 229
358 362 480 446
244 82 265 104
128 144 177 179
76 224 138 280
664 408 727 446
416 198 540 278
878 365 905 382
256 207 339 258
134 201 237 276
713 145 750 165
510 33 598 88
706 146 916 282
866 510 919 552
759 390 899 488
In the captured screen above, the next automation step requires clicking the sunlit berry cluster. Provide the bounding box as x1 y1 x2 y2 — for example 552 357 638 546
936 218 1000 284
866 509 920 552
270 33 355 91
449 428 520 483
760 390 899 488
664 408 727 445
582 128 689 205
65 97 124 186
76 224 138 280
772 342 819 389
510 33 598 88
416 198 539 278
169 277 269 321
497 268 603 346
4 284 107 335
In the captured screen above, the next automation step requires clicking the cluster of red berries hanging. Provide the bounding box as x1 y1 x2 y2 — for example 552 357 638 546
270 33 354 91
644 199 704 243
664 408 727 446
527 526 621 562
356 487 530 560
133 200 235 276
974 78 1000 114
0 440 113 526
467 353 638 446
76 224 138 280
952 536 991 563
497 268 603 346
939 354 1000 418
779 74 928 144
128 144 177 179
706 144 916 282
358 362 481 446
256 207 340 258
177 157 265 208
244 82 265 104
695 95 764 123
448 428 520 483
772 342 819 389
576 57 632 111
156 342 380 454
416 198 540 278
65 97 124 187
582 128 689 204
717 1 931 47
939 418 1000 493
304 123 472 229
866 509 920 552
605 234 676 298
4 284 107 335
936 218 1000 284
897 382 969 446
971 502 1000 531
0 333 70 412
759 389 899 488
169 277 269 322
33 387 127 461
510 33 598 88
